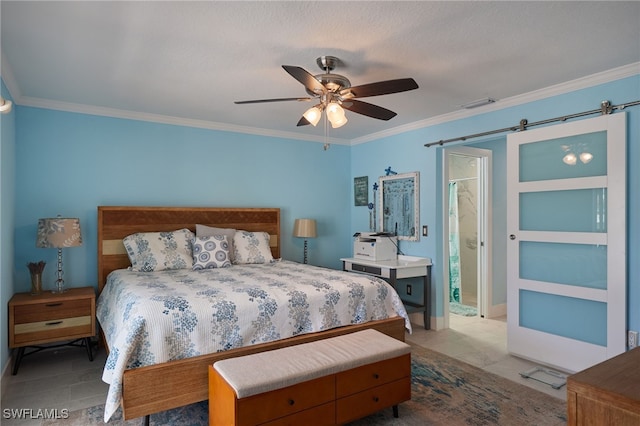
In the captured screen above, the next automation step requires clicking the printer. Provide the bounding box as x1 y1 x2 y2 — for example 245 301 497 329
353 232 398 262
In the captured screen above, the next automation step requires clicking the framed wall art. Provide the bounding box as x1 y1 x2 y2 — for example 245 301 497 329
354 176 368 206
378 171 419 240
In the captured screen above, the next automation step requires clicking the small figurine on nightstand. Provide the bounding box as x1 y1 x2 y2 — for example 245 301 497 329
27 261 46 295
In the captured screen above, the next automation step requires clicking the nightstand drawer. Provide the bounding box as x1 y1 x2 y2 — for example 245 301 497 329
13 315 93 345
13 298 91 324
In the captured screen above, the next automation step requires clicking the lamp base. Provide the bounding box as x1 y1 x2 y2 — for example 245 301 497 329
303 239 309 264
52 248 67 293
51 279 67 294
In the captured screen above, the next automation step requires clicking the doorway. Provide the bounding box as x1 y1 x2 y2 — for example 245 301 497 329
443 146 492 328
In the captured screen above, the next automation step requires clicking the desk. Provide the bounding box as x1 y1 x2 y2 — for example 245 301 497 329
567 347 640 425
341 256 432 330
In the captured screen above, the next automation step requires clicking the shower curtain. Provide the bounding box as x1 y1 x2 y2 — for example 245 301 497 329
448 182 461 303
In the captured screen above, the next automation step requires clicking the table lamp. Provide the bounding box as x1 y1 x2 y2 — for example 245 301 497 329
36 216 83 293
293 218 317 264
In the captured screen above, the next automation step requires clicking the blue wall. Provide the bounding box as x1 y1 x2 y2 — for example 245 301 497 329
1 82 16 376
13 108 353 294
349 74 639 334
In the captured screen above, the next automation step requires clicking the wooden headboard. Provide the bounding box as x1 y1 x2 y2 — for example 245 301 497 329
97 206 281 293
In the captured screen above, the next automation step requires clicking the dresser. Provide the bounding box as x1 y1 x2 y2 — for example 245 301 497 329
567 347 640 425
8 286 96 374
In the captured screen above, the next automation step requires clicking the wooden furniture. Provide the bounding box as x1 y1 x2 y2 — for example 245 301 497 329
342 255 432 329
567 347 640 425
209 329 411 425
97 206 407 421
8 286 96 375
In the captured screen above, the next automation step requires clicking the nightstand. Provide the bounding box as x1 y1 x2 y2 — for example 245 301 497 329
8 286 96 375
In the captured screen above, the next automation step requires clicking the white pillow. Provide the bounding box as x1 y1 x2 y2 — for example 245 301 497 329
192 235 231 269
233 231 274 264
123 228 194 272
196 224 236 262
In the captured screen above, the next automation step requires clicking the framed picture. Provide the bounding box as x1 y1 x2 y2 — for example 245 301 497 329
354 176 368 206
378 171 419 240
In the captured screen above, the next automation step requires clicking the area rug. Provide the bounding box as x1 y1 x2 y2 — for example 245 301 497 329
44 344 566 426
450 302 478 317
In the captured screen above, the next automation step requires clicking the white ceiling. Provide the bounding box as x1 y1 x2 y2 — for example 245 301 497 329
2 1 640 143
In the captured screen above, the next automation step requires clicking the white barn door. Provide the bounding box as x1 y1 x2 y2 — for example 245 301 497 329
506 113 626 373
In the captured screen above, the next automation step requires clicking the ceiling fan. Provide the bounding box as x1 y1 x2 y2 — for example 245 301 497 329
234 56 419 129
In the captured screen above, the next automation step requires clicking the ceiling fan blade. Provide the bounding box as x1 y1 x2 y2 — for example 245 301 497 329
282 65 326 95
341 99 397 121
234 97 312 104
341 78 418 98
296 116 311 126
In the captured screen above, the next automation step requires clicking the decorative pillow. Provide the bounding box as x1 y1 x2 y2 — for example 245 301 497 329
233 231 274 264
196 224 237 262
123 228 194 272
192 235 231 269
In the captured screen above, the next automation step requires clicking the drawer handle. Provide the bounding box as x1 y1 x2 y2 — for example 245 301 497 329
45 303 63 307
373 396 379 402
373 373 380 379
45 321 63 326
288 399 295 406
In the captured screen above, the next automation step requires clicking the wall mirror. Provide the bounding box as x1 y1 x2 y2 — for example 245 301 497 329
378 171 420 241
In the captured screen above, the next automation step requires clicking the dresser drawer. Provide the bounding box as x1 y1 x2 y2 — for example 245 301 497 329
261 401 335 426
336 354 411 398
236 375 335 425
336 378 411 424
13 298 91 323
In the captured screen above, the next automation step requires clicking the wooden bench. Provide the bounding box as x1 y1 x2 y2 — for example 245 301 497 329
208 329 411 425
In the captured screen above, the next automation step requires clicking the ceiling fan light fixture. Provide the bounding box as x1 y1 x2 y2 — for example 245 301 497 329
326 102 347 128
330 114 348 129
235 56 419 129
303 105 322 126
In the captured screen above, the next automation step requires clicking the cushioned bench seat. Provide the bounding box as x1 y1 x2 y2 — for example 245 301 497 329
209 329 412 425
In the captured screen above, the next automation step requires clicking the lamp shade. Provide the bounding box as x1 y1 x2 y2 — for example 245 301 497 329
303 106 322 127
37 217 83 248
326 103 348 128
293 218 317 238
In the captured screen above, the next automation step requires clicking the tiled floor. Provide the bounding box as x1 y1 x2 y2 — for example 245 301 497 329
1 314 567 425
406 314 568 401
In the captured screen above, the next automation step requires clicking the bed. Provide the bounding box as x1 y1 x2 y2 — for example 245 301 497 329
96 206 410 421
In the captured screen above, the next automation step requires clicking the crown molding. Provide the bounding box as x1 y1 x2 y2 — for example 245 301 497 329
3 60 637 146
14 96 351 145
351 62 640 145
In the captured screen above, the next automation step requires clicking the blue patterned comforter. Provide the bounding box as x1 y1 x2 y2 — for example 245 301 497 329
96 259 411 421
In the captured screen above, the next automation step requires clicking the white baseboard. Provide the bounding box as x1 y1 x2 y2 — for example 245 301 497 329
486 303 507 319
408 312 445 331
